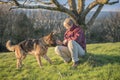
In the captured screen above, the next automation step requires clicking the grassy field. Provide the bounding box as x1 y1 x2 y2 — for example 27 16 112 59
0 42 120 80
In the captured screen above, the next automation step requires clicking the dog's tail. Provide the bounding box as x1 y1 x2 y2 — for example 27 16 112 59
6 40 16 52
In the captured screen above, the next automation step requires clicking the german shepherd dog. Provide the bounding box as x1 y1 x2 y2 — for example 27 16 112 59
6 32 56 69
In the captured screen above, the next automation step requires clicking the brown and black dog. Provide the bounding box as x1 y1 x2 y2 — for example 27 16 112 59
6 32 56 69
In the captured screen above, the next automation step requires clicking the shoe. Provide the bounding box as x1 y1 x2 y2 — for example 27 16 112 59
64 58 72 63
72 60 80 67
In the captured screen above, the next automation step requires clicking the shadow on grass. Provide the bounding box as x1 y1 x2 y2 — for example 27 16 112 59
51 53 120 67
81 53 120 67
52 58 64 65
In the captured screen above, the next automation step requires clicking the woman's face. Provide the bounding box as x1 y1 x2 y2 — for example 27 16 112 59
63 22 72 30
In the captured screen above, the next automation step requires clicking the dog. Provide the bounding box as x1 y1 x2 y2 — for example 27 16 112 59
6 32 56 69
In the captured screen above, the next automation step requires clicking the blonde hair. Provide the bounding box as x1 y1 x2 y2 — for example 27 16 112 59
64 18 74 26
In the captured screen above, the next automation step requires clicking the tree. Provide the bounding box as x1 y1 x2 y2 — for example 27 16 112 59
0 4 12 44
32 10 66 39
0 0 119 29
0 4 14 52
86 11 120 43
102 12 120 42
12 12 34 42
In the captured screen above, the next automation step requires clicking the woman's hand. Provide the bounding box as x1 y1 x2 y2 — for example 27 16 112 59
56 40 63 45
63 40 67 45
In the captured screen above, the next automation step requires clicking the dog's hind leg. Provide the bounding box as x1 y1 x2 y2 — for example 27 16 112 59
22 55 26 60
21 55 26 66
35 54 42 68
16 58 22 69
42 54 52 64
15 49 22 69
16 59 19 68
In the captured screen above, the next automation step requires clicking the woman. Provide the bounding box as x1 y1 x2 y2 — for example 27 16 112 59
55 18 86 67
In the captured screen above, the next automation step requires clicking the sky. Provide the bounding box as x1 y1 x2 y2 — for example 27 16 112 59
87 0 120 11
58 0 120 11
1 0 119 11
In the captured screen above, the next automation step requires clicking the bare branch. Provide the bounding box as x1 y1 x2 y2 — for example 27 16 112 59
87 4 104 26
77 0 85 14
0 1 8 4
96 0 108 4
2 0 119 30
106 0 119 5
0 1 14 5
38 0 53 5
52 0 77 19
8 0 57 11
82 1 98 17
10 4 59 11
23 0 27 5
77 0 82 14
62 1 68 6
68 0 77 11
10 0 76 20
68 0 78 15
96 0 119 5
13 0 20 6
85 0 119 26
51 0 64 8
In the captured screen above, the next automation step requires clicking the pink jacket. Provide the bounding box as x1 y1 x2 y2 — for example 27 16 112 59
63 24 86 50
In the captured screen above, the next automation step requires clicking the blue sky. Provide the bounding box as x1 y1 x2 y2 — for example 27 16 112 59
3 0 119 11
58 0 120 11
87 0 120 11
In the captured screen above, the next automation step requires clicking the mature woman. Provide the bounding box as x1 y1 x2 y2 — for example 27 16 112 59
55 18 86 67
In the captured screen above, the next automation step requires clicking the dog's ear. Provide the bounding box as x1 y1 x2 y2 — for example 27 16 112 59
49 32 54 36
46 32 55 39
46 32 53 39
52 30 57 35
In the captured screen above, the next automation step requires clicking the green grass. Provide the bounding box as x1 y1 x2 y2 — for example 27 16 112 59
0 42 120 80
